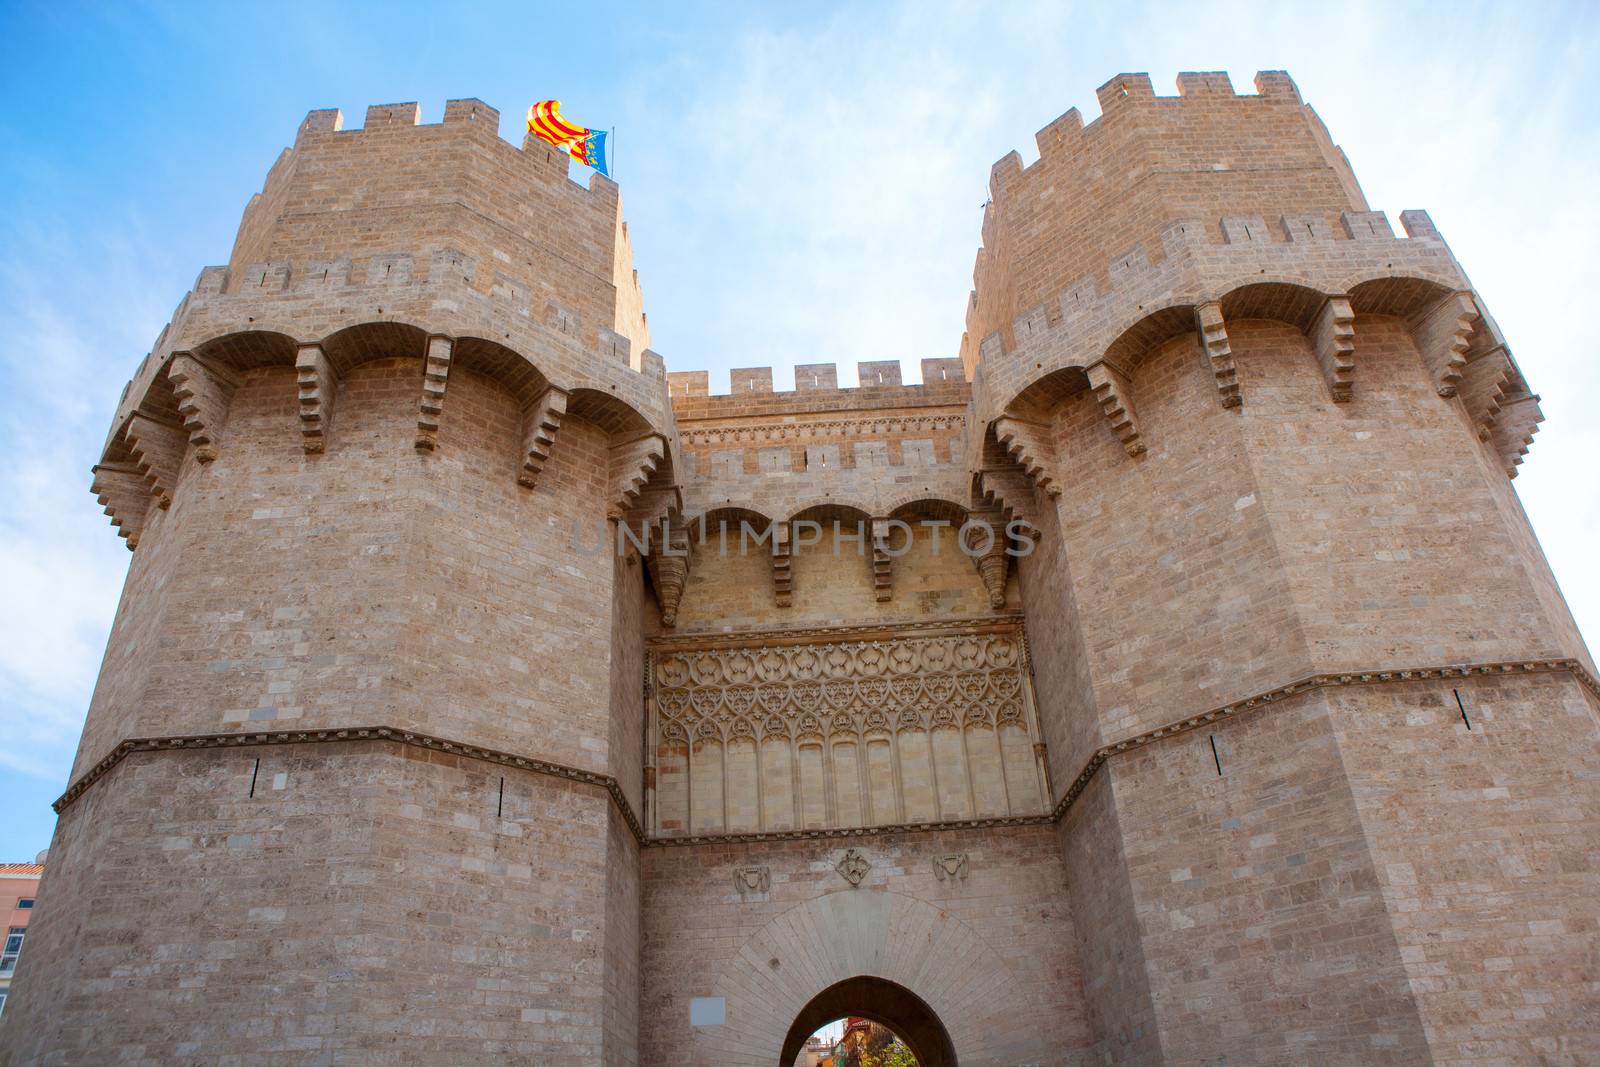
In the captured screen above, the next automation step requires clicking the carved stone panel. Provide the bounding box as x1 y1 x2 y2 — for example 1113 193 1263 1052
648 622 1047 839
732 865 770 895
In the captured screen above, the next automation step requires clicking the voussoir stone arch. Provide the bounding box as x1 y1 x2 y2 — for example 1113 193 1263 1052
317 320 430 375
1335 263 1463 305
695 888 1042 1065
788 498 873 525
567 386 653 436
451 334 551 408
686 505 776 531
1217 279 1332 331
886 495 969 523
190 327 301 371
1100 299 1199 376
1344 273 1456 318
1001 364 1092 423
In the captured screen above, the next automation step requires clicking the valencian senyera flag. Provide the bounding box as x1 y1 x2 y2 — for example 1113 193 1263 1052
526 100 609 176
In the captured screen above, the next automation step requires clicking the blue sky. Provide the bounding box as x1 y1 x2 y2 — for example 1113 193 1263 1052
1 1 1597 860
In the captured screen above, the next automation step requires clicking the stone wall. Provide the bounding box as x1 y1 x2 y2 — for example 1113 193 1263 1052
1329 672 1600 1064
640 824 1094 1065
4 742 627 1065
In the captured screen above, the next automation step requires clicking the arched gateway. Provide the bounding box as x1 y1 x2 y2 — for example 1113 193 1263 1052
780 977 956 1065
675 888 1053 1064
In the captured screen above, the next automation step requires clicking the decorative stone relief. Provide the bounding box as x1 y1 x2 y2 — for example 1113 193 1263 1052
654 630 1027 735
732 865 770 895
835 848 871 887
649 624 1048 839
933 853 969 881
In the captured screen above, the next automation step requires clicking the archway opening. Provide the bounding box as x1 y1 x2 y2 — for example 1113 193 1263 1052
780 976 956 1066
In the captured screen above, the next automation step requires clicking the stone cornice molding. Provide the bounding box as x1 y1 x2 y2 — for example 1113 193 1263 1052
53 725 647 845
679 411 966 447
648 812 1053 848
647 613 1025 652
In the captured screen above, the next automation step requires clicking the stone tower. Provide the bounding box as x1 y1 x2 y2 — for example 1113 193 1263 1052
7 99 672 1064
4 73 1596 1066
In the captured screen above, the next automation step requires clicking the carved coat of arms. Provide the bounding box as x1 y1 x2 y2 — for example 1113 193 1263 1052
733 865 770 895
835 848 871 887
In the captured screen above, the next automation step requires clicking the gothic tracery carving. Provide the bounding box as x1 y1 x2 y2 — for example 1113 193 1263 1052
652 631 1027 741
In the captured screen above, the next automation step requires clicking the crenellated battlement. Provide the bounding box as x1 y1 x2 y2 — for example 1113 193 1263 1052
965 70 1372 377
969 206 1465 423
999 71 1306 194
228 97 649 375
280 97 622 205
668 358 966 404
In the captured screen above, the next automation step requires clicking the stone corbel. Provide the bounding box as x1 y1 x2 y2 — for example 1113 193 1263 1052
1459 348 1512 442
1490 392 1543 478
167 352 240 463
993 416 1062 497
1311 296 1356 403
414 335 453 451
90 463 150 550
649 525 691 627
295 342 335 454
1411 292 1477 399
1194 301 1241 407
973 467 1039 531
968 509 1009 609
517 386 567 488
870 518 893 603
1085 360 1145 456
772 521 793 607
123 412 186 508
607 433 667 519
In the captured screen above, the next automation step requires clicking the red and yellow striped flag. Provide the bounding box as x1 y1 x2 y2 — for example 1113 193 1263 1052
526 100 609 176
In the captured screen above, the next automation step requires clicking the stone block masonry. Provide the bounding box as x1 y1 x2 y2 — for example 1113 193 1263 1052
4 69 1595 1066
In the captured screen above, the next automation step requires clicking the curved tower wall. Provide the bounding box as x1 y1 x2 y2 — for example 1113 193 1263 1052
970 71 1597 1064
10 101 672 1063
